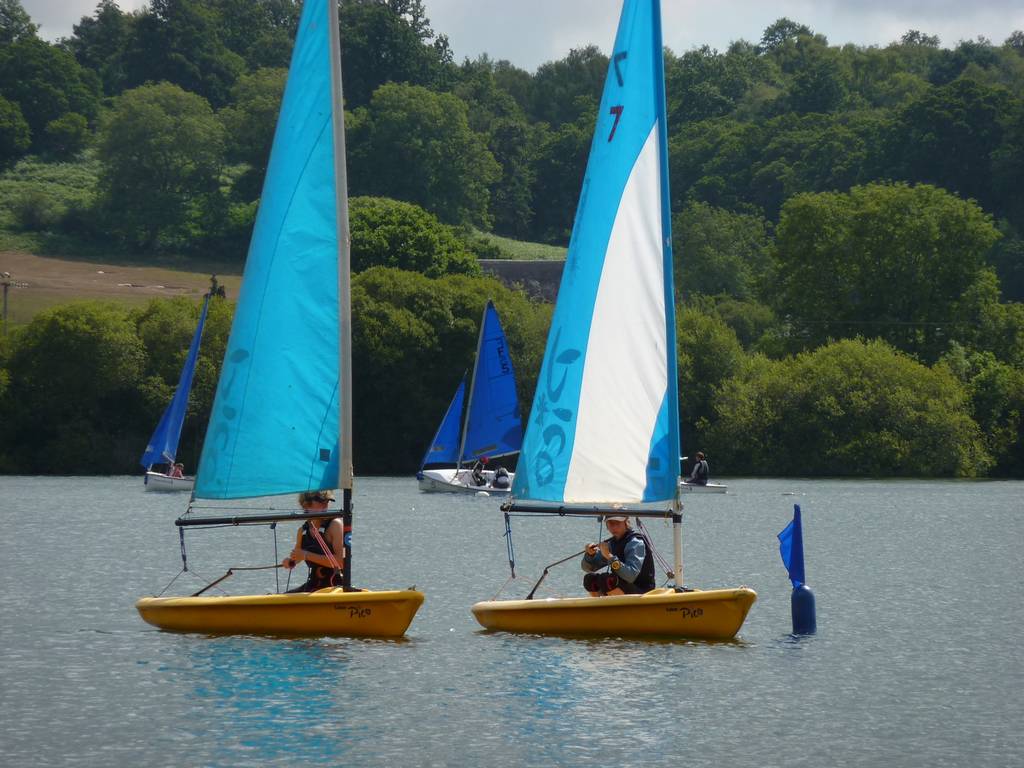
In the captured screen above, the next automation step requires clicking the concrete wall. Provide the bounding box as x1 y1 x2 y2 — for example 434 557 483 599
479 259 565 302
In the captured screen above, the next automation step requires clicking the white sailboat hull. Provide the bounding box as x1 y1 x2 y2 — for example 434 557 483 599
678 480 728 494
144 471 195 493
417 468 513 495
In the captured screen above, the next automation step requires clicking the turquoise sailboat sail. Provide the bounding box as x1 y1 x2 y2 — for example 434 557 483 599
195 0 342 499
420 378 466 467
460 301 523 462
512 0 679 505
140 293 211 469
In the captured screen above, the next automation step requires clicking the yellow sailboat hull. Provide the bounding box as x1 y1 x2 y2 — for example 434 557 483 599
136 588 424 638
472 587 756 640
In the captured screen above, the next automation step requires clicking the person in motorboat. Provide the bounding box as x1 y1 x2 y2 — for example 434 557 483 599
683 451 709 486
169 462 185 478
581 515 656 596
471 457 489 486
492 466 511 490
282 490 345 592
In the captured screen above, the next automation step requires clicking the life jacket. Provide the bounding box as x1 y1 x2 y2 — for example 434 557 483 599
693 460 709 484
609 528 656 591
301 521 342 588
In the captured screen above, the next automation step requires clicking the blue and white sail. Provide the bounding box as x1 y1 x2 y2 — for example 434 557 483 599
460 301 523 462
512 0 679 505
140 293 211 470
196 0 346 499
420 378 466 468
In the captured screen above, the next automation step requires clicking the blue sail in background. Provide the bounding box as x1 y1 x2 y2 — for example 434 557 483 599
196 0 341 499
512 0 679 505
420 378 466 468
140 293 211 469
461 301 523 461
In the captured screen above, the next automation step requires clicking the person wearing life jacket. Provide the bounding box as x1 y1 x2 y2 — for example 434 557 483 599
492 466 511 489
471 456 489 486
581 515 656 596
684 451 709 486
282 490 345 592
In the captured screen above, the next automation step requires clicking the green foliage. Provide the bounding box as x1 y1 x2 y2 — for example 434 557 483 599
0 36 101 150
96 82 225 250
207 0 299 69
676 305 745 457
339 0 454 109
469 231 566 261
122 0 245 107
9 185 64 231
42 113 89 159
941 344 1024 476
705 339 991 477
529 45 608 126
65 0 135 95
772 182 1001 360
218 67 286 200
528 113 592 244
349 196 480 277
0 301 149 473
0 0 36 45
349 83 500 228
350 267 549 471
0 94 30 168
673 201 770 300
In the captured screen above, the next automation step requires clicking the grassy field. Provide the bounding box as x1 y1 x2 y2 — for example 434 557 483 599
0 250 242 330
474 230 567 261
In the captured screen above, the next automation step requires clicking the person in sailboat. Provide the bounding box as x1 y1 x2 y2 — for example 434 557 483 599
581 515 656 596
282 490 345 592
169 462 185 478
492 466 510 490
684 451 709 486
471 456 489 486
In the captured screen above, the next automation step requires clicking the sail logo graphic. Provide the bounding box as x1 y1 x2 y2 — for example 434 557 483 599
494 338 511 377
531 327 580 488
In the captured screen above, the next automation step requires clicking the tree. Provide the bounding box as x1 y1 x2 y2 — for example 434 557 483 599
940 344 1024 476
673 201 770 300
0 36 101 149
0 0 36 44
0 93 30 168
42 112 89 158
705 339 990 477
348 83 500 228
759 18 811 53
772 183 1001 360
122 0 245 107
339 0 454 109
676 306 745 457
207 0 300 69
96 83 225 250
218 67 287 200
892 78 1014 213
349 196 480 277
65 0 135 95
0 302 149 473
529 45 607 126
528 112 592 244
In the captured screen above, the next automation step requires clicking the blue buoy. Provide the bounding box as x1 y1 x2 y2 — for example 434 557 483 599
777 504 817 635
791 583 816 635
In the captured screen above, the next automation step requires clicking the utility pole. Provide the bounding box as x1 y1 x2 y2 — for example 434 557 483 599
1 272 11 337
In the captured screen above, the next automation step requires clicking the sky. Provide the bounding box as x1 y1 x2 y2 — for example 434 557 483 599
22 0 1024 72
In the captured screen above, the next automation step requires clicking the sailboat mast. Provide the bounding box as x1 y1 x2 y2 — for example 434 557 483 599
329 0 353 493
328 0 354 589
457 301 490 470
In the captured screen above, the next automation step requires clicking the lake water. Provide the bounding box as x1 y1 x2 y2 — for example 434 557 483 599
0 476 1021 767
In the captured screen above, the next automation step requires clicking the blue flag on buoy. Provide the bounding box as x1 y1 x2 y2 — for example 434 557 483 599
778 504 805 588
